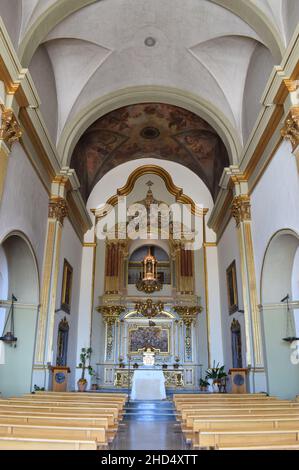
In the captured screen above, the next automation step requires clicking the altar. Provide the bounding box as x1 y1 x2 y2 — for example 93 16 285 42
131 369 166 400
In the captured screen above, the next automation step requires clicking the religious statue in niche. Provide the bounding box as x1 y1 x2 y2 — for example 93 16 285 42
56 317 69 366
231 319 243 368
61 259 73 313
226 260 238 314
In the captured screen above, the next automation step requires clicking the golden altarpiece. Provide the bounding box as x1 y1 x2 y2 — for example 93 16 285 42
94 180 204 390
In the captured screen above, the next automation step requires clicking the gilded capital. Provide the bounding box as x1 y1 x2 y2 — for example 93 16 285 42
48 197 68 225
173 305 202 326
97 305 125 324
0 105 22 150
231 194 251 226
281 107 299 152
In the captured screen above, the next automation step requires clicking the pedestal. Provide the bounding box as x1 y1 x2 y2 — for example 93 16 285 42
229 368 248 394
49 365 70 392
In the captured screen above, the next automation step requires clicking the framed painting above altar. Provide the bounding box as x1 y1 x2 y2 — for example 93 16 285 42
129 326 170 354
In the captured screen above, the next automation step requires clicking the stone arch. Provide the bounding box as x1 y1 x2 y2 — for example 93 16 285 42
260 229 299 398
0 231 39 396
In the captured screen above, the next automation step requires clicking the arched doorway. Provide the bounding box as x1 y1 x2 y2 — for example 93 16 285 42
260 229 299 398
0 233 39 396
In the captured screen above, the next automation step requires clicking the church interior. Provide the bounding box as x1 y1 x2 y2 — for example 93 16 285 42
0 0 299 451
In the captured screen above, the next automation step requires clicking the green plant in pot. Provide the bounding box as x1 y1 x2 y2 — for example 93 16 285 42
205 362 227 392
77 347 93 392
199 378 209 391
118 356 125 369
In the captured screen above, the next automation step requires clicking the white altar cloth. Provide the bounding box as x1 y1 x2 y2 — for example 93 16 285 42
131 369 166 400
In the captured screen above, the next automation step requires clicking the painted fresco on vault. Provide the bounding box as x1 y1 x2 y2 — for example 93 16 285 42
129 326 169 354
70 103 229 202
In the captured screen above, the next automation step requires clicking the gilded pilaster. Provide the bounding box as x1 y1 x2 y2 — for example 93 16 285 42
231 186 263 369
35 196 68 364
0 104 22 202
35 170 77 367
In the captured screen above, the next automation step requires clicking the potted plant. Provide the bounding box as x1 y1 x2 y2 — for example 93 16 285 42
199 378 209 392
90 370 98 390
119 356 125 369
205 362 227 393
77 347 93 392
162 363 168 370
173 356 180 369
133 363 139 369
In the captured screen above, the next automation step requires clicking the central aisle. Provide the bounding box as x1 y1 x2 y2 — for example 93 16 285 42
112 400 187 450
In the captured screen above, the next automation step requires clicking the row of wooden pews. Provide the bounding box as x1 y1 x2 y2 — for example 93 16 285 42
0 391 127 450
174 393 299 450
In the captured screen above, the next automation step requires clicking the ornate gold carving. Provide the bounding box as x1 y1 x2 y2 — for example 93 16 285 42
97 305 125 324
173 305 202 326
231 195 251 226
283 79 299 93
48 197 68 225
94 165 206 219
135 299 164 318
0 105 22 149
281 107 299 152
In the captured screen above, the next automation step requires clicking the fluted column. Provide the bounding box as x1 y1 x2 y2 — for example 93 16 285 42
0 104 22 203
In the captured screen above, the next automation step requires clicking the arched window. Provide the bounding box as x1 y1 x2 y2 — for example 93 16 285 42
231 319 242 368
56 317 69 366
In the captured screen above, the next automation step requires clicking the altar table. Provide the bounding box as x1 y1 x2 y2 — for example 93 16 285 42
131 369 166 400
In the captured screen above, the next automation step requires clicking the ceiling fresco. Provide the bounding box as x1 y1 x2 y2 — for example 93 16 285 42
70 103 230 202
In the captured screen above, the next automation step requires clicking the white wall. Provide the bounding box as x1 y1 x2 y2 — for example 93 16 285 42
251 140 299 300
0 143 48 275
217 218 246 372
250 140 299 398
52 219 83 390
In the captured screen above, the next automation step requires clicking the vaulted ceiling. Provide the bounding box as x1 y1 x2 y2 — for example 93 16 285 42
1 0 298 203
70 103 230 202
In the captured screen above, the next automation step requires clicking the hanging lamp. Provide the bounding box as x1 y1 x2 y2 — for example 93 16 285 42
0 294 18 345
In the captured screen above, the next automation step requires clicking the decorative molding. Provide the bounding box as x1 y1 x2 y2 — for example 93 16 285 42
231 194 251 226
281 106 299 152
0 104 22 149
95 164 206 219
48 197 68 225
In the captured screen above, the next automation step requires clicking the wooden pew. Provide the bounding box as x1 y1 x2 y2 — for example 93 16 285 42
192 417 299 432
0 403 120 420
0 409 116 425
0 436 97 450
0 392 126 450
0 423 107 445
8 398 124 411
196 429 299 449
184 410 299 428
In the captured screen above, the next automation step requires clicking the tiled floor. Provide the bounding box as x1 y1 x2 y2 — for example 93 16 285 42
112 400 187 450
